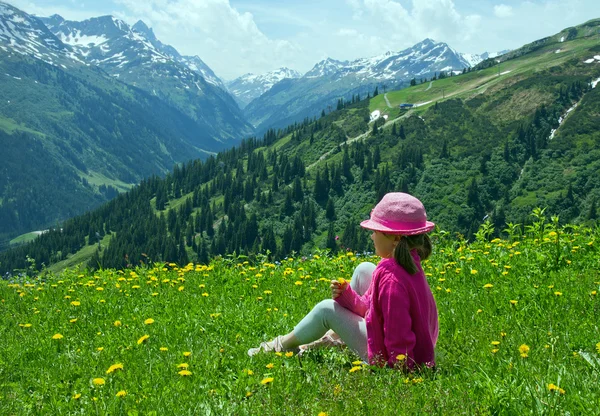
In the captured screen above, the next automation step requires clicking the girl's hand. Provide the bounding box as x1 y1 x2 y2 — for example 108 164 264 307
330 278 348 299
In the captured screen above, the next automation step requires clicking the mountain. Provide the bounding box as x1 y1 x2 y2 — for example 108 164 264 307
226 67 301 109
0 1 251 239
37 13 253 145
460 50 510 67
2 17 599 274
243 39 479 134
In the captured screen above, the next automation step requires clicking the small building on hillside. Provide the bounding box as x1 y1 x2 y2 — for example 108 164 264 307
399 103 414 109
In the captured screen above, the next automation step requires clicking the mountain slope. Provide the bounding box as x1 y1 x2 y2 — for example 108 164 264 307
244 39 476 134
38 13 253 145
0 2 241 238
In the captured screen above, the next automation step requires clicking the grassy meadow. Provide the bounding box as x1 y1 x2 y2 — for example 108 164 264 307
1 216 599 415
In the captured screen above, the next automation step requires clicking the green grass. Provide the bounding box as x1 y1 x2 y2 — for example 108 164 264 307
10 232 43 247
82 171 133 193
0 115 46 137
1 219 599 415
46 234 112 274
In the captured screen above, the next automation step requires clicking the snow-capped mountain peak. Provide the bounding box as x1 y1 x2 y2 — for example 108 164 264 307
304 58 347 78
132 20 157 42
0 2 77 66
226 67 302 108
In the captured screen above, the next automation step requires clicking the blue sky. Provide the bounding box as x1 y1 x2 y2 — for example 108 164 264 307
8 0 600 79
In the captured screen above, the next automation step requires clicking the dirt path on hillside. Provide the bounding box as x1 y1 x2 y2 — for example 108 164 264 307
307 110 414 170
384 93 393 108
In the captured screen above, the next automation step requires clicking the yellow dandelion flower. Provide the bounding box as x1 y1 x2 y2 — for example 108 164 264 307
69 318 78 323
337 278 347 285
510 300 518 305
114 320 122 327
96 287 104 291
202 292 209 297
178 370 192 376
97 347 104 351
396 354 406 361
519 344 530 358
183 351 192 357
265 363 274 369
160 347 168 352
71 301 81 306
548 383 565 394
106 363 124 374
244 369 254 375
295 281 303 286
92 378 105 386
554 292 562 296
263 290 272 295
116 390 127 398
274 352 282 357
177 363 189 369
260 377 274 385
491 349 499 354
137 334 150 345
349 366 362 373
245 391 253 397
483 283 493 289
72 393 82 400
476 309 483 313
471 269 478 275
318 413 328 416
285 351 294 358
52 333 64 340
491 341 501 346
144 318 155 325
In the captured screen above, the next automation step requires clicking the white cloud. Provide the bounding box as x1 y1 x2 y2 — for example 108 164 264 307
331 0 481 57
112 0 302 80
494 4 513 18
9 0 106 21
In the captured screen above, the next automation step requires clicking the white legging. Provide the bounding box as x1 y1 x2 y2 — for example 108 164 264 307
292 262 376 361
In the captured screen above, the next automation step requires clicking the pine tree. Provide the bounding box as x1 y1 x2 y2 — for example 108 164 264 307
326 222 337 253
325 198 336 221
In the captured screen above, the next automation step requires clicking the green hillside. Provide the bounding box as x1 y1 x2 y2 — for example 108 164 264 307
0 19 599 275
0 49 220 239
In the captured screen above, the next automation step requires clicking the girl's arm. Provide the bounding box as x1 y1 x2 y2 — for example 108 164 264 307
334 283 370 317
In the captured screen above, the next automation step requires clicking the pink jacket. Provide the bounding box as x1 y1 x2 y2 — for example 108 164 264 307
335 253 438 369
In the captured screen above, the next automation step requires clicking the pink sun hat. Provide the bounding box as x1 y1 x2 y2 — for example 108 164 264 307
360 192 435 235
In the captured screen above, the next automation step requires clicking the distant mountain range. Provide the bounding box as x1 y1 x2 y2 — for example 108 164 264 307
0 0 509 240
241 39 502 133
3 15 599 274
37 13 253 145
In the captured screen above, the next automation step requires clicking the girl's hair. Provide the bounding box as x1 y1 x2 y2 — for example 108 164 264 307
391 233 432 275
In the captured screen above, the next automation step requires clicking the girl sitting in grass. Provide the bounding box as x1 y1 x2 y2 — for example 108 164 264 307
248 192 438 369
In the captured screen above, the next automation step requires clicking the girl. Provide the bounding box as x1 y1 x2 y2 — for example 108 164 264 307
248 192 438 369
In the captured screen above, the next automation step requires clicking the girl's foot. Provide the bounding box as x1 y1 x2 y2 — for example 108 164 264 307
298 330 345 355
247 335 284 356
